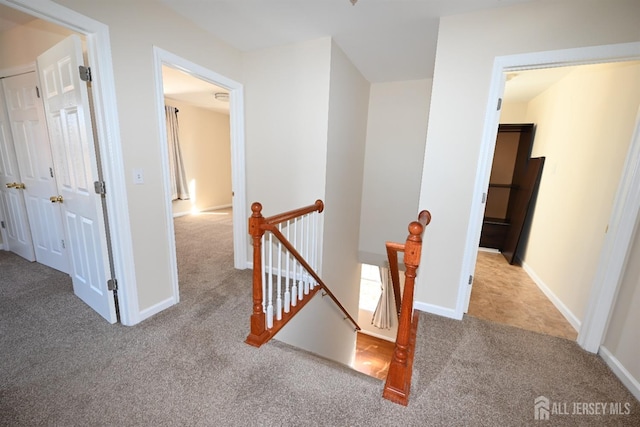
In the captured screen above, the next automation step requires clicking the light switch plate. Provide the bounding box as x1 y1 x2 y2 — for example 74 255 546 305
133 168 144 184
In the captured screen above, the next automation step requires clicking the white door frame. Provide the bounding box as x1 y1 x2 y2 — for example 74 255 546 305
2 0 138 325
457 41 640 353
152 47 248 305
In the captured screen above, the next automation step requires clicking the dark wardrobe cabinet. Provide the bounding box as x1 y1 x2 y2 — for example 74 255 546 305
480 124 545 264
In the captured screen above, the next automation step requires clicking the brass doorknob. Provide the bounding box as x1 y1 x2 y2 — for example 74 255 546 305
50 195 64 203
5 182 16 188
14 183 25 190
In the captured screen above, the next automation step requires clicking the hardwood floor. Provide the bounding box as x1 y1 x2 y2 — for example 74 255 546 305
468 251 577 340
352 332 395 380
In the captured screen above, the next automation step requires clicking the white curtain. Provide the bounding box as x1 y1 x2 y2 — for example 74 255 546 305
165 105 190 200
372 266 394 329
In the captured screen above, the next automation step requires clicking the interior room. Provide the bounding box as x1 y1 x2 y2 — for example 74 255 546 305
468 61 640 341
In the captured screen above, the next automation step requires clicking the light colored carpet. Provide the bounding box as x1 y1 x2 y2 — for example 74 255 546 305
1 211 638 426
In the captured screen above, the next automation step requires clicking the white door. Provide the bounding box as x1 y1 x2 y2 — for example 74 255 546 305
37 35 117 323
2 73 69 274
0 84 35 261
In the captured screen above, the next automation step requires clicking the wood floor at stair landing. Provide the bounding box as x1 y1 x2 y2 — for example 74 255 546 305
353 332 395 380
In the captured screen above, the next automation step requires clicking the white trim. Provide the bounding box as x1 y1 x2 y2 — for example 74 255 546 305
456 42 640 354
152 47 248 310
138 296 177 323
522 262 580 332
599 346 640 402
2 0 139 325
414 300 462 320
478 247 500 254
0 244 5 250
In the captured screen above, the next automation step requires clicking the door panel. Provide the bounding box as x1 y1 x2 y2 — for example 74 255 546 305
2 73 69 273
37 34 116 323
0 84 35 261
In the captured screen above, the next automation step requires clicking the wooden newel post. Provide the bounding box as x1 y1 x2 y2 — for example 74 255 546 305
245 202 270 347
383 219 426 405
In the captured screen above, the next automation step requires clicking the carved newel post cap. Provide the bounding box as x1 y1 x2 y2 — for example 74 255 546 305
251 202 263 217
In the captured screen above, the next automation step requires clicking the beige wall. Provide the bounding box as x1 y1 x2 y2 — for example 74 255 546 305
273 41 370 365
358 79 431 265
55 0 242 311
166 99 232 215
242 38 331 216
416 0 640 312
521 62 640 323
0 18 72 70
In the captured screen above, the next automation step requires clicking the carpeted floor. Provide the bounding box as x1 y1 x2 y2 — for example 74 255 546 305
1 211 638 426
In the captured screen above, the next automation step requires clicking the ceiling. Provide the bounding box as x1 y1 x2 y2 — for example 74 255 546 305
158 0 537 83
162 66 230 114
0 1 601 109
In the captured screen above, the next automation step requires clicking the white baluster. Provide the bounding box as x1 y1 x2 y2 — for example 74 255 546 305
298 214 304 301
276 223 283 321
304 213 310 295
291 217 298 307
267 232 274 329
261 234 266 313
284 220 291 313
310 211 317 290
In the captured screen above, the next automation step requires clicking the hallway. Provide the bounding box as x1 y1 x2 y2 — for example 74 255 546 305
468 251 577 340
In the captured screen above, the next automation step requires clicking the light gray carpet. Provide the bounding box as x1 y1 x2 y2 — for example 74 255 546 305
1 211 639 426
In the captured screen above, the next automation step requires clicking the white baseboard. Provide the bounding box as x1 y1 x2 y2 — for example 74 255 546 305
0 244 5 250
172 204 232 218
478 247 500 253
414 301 462 320
521 262 581 332
138 296 177 323
599 346 640 402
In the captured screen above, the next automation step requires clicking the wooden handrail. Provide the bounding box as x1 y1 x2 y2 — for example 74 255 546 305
383 209 431 406
266 224 360 332
246 200 360 348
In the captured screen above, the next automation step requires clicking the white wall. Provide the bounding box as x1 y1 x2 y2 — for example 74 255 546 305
0 18 72 70
521 62 640 324
242 38 331 216
269 41 370 365
166 99 232 216
416 0 640 314
358 79 431 266
56 0 242 311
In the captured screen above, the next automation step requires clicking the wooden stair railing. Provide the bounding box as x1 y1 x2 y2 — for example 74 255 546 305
382 210 431 406
246 200 360 348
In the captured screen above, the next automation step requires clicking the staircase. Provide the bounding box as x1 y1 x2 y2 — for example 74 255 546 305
245 200 360 347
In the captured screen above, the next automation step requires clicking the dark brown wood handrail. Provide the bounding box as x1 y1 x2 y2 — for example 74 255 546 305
264 199 324 226
383 209 431 406
245 200 360 348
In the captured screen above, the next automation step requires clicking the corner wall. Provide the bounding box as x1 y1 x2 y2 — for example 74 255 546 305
358 79 431 266
415 0 640 313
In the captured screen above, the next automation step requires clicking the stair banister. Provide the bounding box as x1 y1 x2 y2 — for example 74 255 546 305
246 200 360 348
383 209 431 406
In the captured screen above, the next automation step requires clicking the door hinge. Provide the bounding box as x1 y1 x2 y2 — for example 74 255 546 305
107 278 118 291
49 167 54 178
0 220 5 229
36 86 40 98
61 239 66 249
468 275 473 285
497 97 502 111
94 181 106 195
482 192 487 203
79 65 92 82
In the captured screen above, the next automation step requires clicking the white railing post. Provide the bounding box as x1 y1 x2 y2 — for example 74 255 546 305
266 232 274 329
284 220 291 313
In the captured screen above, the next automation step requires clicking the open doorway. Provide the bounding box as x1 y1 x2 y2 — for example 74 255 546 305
467 61 640 341
153 49 248 308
